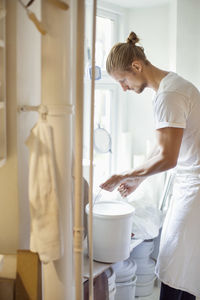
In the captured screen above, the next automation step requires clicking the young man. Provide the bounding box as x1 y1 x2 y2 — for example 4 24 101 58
100 31 200 300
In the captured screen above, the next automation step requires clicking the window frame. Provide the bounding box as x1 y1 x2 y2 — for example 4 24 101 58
95 8 120 174
94 83 119 174
83 5 121 182
96 8 119 79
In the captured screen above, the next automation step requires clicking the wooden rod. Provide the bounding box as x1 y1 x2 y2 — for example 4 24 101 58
74 1 85 300
88 1 97 300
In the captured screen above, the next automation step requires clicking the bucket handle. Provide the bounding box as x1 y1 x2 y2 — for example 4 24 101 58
93 188 103 206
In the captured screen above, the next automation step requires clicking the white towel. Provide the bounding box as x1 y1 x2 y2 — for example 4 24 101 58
26 120 62 263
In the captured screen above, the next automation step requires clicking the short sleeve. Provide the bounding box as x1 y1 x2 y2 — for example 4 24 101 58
153 91 189 129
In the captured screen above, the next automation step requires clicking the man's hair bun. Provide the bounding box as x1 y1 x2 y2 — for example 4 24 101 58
126 31 140 46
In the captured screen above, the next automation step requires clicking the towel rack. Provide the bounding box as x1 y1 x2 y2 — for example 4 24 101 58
18 105 48 120
18 104 48 114
18 104 74 116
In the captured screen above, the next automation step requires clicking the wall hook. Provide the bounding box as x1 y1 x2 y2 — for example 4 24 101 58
18 0 47 35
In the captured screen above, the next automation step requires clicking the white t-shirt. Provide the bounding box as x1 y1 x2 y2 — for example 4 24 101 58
153 72 200 169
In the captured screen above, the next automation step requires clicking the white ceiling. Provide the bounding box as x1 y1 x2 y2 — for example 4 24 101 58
105 0 170 8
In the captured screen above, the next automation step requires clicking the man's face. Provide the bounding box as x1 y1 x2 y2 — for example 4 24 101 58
111 67 147 94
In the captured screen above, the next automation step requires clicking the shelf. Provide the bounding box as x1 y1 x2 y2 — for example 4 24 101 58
83 238 143 282
0 39 5 48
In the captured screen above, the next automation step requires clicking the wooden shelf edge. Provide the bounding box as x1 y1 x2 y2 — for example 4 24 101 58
83 238 144 281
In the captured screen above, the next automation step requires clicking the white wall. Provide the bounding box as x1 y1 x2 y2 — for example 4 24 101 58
169 0 177 71
126 4 170 70
0 0 42 254
125 4 170 159
176 0 200 87
123 0 200 163
17 0 42 250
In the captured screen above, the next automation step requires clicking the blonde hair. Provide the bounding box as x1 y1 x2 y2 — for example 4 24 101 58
106 32 148 74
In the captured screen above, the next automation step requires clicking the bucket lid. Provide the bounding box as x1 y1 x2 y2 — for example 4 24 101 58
112 259 137 283
136 275 156 286
116 275 137 287
85 201 135 219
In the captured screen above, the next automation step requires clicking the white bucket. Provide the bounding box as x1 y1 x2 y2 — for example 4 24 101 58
136 258 155 282
136 257 155 270
105 267 116 298
112 258 137 283
85 201 135 262
109 287 116 300
130 239 154 259
135 276 156 297
115 275 137 300
137 272 155 284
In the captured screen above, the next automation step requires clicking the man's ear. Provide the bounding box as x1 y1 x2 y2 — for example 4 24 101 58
131 60 143 73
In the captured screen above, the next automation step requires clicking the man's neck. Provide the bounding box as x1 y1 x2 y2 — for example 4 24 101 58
145 63 169 91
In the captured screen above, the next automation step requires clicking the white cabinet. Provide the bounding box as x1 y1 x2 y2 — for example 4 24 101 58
0 0 6 166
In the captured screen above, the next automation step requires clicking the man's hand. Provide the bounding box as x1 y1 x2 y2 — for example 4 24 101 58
99 174 123 192
100 174 143 197
117 177 142 197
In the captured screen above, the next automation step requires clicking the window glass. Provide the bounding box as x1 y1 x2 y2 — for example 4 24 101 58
95 16 114 71
93 89 112 189
83 6 118 192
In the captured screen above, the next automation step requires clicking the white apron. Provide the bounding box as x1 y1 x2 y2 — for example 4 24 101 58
155 168 200 297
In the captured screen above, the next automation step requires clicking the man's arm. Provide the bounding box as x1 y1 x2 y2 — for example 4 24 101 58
128 127 183 177
100 127 183 195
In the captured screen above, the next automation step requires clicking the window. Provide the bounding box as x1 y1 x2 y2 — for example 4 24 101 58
95 15 114 71
93 89 112 187
83 6 119 191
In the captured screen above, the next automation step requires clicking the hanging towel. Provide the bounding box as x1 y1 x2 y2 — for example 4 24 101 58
26 120 62 263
